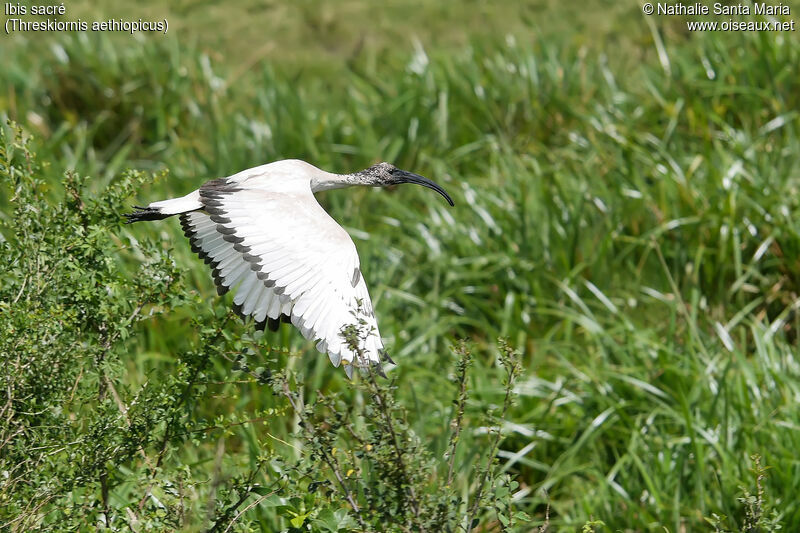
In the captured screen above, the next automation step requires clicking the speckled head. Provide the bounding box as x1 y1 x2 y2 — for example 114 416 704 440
356 162 454 206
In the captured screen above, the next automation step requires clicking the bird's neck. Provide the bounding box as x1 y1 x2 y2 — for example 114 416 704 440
310 171 368 192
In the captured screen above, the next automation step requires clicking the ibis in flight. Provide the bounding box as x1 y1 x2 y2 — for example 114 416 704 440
125 160 454 378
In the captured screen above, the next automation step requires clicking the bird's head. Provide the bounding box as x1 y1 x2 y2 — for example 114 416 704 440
359 162 454 206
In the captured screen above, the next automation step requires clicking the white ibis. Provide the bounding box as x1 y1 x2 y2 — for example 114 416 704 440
125 160 454 378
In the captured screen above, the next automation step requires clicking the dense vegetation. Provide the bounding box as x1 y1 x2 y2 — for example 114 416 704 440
2 3 800 531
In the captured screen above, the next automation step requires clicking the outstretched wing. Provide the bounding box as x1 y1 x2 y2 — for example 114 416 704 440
179 178 385 376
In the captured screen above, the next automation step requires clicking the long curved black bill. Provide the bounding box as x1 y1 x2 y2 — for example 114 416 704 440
392 169 455 206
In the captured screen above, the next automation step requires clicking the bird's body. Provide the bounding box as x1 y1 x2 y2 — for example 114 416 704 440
126 160 453 377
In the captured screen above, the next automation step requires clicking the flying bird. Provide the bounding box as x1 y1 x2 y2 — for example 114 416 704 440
125 160 454 378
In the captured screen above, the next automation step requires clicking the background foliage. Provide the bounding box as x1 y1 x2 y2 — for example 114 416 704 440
2 1 800 531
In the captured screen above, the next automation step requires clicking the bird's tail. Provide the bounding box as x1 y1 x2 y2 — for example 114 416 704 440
124 206 172 223
124 191 202 224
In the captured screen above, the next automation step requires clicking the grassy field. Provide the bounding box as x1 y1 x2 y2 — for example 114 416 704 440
3 1 800 531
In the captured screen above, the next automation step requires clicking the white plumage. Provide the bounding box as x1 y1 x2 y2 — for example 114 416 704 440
126 159 454 377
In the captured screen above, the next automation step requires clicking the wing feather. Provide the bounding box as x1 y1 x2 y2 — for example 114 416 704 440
222 259 251 287
233 272 259 307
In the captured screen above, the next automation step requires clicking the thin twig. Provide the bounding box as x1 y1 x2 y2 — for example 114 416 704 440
446 342 472 488
280 380 368 532
221 490 279 533
465 342 520 531
11 274 27 304
362 361 423 524
212 473 281 533
537 489 550 533
100 469 111 528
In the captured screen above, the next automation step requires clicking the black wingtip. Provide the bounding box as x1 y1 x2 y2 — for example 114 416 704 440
124 206 170 224
380 349 395 366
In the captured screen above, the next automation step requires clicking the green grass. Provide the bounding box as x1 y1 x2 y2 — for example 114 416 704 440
2 2 800 530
